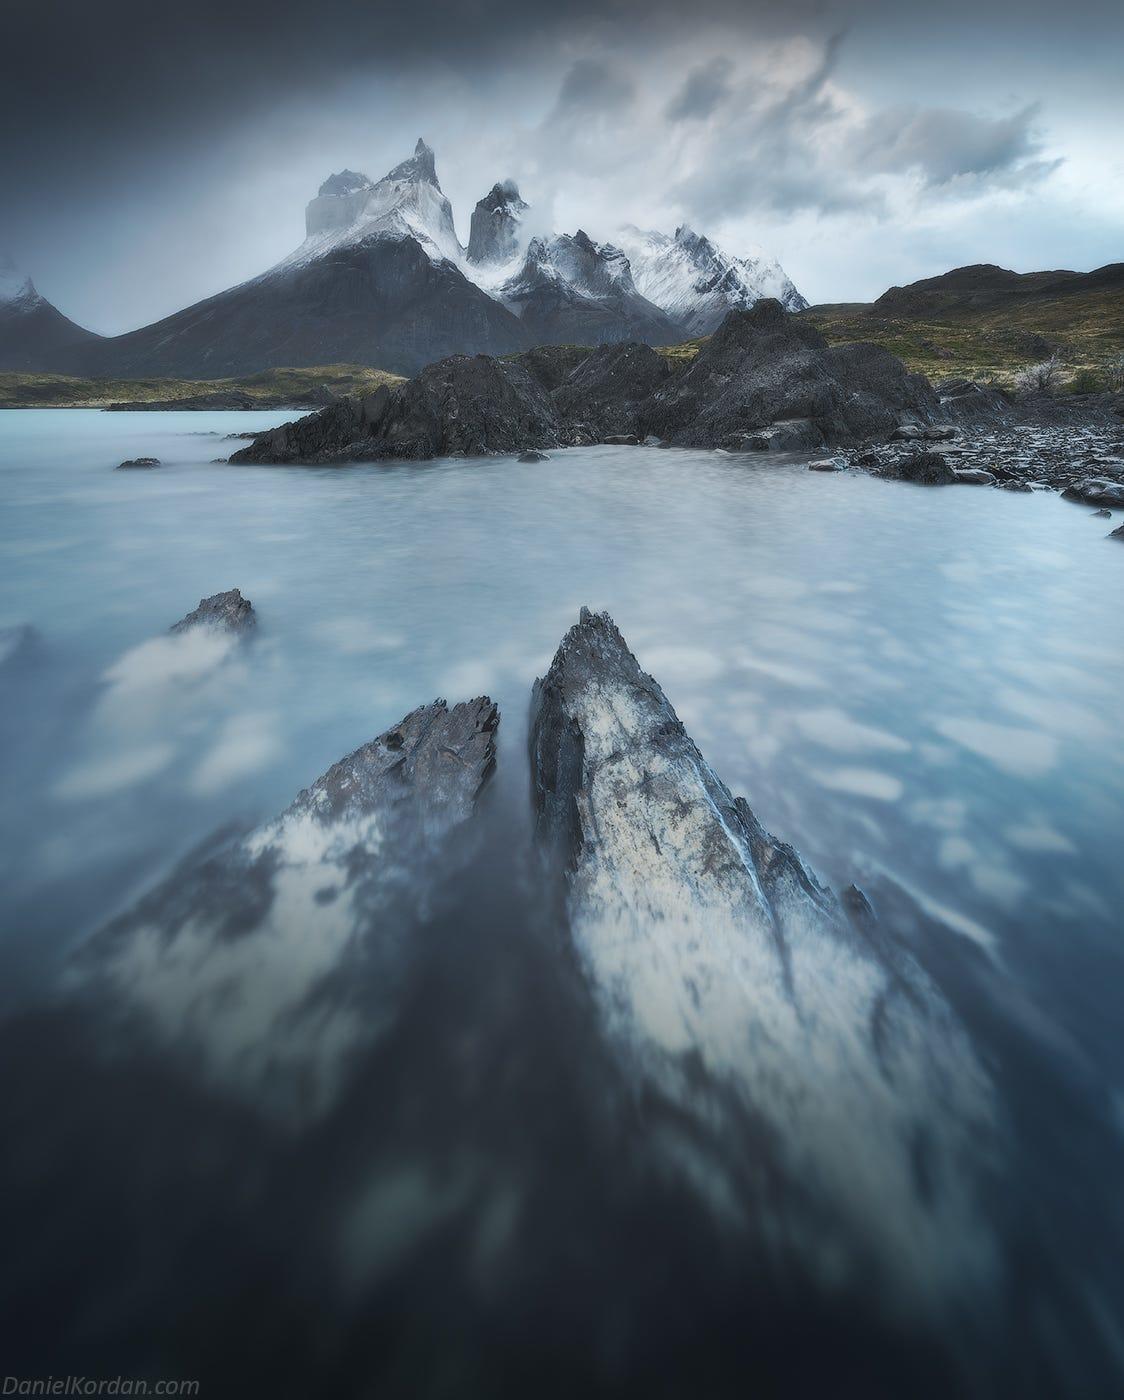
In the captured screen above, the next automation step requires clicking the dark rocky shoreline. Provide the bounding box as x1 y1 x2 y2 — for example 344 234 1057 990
227 300 1124 524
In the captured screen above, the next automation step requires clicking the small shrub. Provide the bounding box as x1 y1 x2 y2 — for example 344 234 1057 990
1014 354 1062 396
1069 367 1103 395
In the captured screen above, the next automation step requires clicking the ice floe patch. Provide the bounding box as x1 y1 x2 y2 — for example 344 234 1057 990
54 742 177 801
812 766 905 801
793 706 910 755
934 717 1058 778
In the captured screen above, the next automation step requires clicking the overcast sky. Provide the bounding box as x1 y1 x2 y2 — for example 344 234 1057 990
3 0 1121 333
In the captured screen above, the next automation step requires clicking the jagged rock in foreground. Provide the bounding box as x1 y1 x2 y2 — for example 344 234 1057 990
170 589 256 635
644 300 942 451
78 697 498 1120
529 609 996 1303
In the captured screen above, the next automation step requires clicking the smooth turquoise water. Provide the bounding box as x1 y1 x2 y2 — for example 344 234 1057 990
1 408 1123 1395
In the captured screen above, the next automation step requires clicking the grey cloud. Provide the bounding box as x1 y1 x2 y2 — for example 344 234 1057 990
665 57 735 122
852 102 1056 187
553 58 636 118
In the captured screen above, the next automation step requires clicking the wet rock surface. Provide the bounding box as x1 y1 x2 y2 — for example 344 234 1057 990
840 415 1124 503
529 608 995 1299
170 589 256 635
78 697 498 1117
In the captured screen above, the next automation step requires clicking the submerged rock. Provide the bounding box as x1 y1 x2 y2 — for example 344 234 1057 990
518 450 550 462
78 697 498 1119
529 609 995 1302
116 457 161 469
170 589 256 636
1111 523 1124 540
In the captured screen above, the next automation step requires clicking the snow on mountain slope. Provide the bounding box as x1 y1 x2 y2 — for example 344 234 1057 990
497 231 682 345
288 139 464 270
0 251 38 308
617 225 808 336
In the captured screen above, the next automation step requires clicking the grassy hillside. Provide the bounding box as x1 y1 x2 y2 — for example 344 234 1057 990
0 364 404 409
802 265 1124 388
653 265 1124 390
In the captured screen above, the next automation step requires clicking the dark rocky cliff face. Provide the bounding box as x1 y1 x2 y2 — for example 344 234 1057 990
67 235 529 379
467 181 528 265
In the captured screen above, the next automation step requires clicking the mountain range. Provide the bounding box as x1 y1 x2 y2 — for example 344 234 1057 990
0 139 807 378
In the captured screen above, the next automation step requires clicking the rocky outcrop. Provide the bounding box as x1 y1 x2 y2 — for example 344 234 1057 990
116 457 161 470
232 354 569 464
467 181 528 265
79 697 498 1119
528 609 995 1299
642 300 941 450
233 303 943 465
550 341 671 439
170 589 256 635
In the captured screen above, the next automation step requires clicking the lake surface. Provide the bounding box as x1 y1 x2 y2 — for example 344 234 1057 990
1 409 1122 1397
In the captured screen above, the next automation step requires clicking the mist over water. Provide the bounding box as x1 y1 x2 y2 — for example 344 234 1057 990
1 409 1123 1396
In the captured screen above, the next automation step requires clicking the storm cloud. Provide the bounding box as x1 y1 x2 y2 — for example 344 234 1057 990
1 0 1120 326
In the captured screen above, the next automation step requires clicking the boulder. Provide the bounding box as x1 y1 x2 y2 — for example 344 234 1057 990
79 697 498 1119
529 609 995 1298
518 450 550 462
1112 524 1124 540
808 458 843 472
116 457 161 469
170 589 256 635
878 451 957 485
953 468 996 485
1092 507 1112 518
1061 478 1124 508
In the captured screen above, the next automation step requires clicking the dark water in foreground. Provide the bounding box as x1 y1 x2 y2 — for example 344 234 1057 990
1 410 1122 1397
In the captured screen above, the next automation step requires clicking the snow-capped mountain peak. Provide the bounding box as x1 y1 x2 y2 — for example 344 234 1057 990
616 224 808 335
383 138 440 190
0 251 39 308
297 137 463 265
